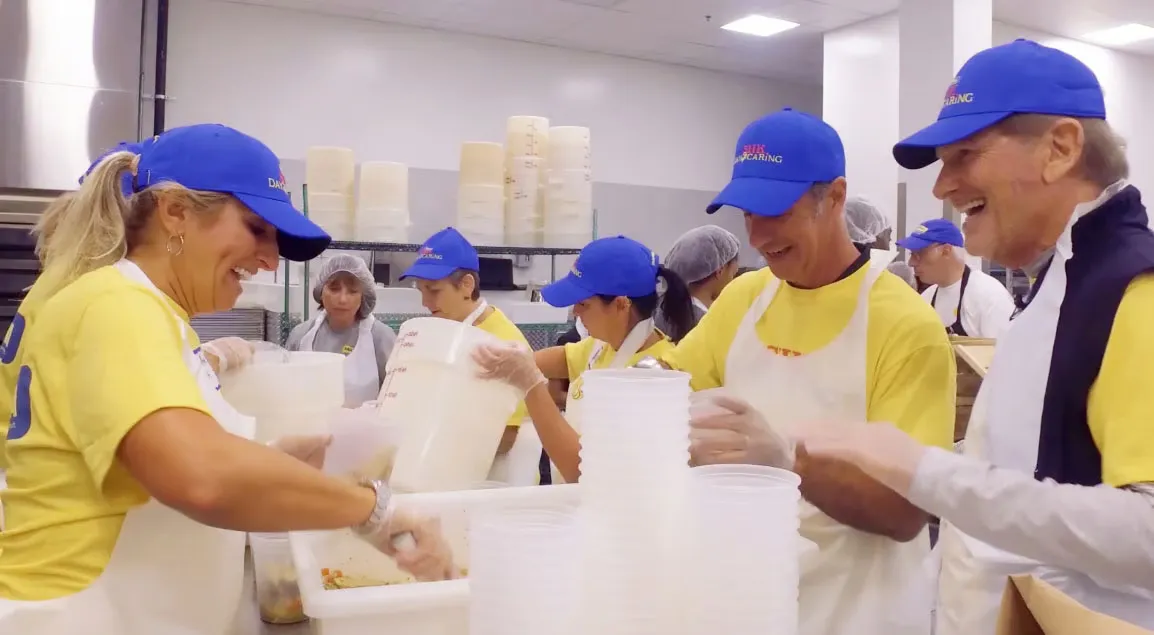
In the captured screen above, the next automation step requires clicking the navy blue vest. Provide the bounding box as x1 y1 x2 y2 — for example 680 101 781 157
1035 186 1154 486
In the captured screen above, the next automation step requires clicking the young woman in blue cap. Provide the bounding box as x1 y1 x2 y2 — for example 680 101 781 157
400 226 534 459
473 235 696 483
0 125 454 633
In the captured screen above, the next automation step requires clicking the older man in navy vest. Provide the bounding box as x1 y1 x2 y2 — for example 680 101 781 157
760 39 1154 634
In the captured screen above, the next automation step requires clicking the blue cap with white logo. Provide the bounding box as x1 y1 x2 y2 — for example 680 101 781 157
541 236 660 307
400 227 480 280
893 39 1106 170
134 124 330 262
896 218 965 251
707 108 846 218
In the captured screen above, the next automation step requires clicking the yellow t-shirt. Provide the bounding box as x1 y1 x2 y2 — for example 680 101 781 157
663 266 956 449
563 335 677 402
0 279 55 468
1088 274 1154 487
0 266 211 600
475 306 530 428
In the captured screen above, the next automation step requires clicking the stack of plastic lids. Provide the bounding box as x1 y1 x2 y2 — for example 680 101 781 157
457 142 506 246
576 368 692 635
305 147 356 240
356 161 410 243
504 116 549 247
469 506 580 635
686 465 803 635
219 345 345 443
544 126 593 248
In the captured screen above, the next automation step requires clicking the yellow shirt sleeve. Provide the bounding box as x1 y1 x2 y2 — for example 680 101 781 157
564 338 597 382
69 291 211 487
867 313 956 450
1088 274 1154 487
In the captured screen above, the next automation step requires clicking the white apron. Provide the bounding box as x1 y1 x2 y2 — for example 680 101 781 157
724 252 931 635
300 310 380 408
935 186 1154 635
552 318 654 484
691 297 709 313
0 260 254 634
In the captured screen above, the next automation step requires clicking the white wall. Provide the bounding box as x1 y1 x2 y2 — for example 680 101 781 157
822 14 900 228
165 0 820 193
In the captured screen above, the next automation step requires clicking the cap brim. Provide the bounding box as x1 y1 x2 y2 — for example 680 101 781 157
893 112 1014 170
541 274 596 307
895 235 936 251
235 192 331 262
399 261 459 281
705 177 812 218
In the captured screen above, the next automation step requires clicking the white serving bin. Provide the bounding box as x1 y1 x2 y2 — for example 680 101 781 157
289 484 580 635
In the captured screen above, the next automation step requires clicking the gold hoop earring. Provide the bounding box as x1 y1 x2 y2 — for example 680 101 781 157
166 233 185 256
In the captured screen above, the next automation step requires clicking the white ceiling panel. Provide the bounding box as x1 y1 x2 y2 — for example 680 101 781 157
221 0 1154 84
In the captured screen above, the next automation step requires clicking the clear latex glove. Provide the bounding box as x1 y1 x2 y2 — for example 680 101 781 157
269 434 333 470
688 388 795 469
202 337 255 373
793 420 927 495
472 342 547 397
359 508 457 582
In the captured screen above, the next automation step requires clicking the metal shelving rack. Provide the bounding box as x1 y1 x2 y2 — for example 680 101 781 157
273 184 584 345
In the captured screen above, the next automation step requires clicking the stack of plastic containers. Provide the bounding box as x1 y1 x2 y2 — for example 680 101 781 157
576 368 692 635
305 146 356 240
469 507 580 635
686 464 803 635
544 126 593 248
457 142 506 246
504 116 549 247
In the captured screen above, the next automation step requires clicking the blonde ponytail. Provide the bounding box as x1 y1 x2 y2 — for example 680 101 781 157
33 151 138 297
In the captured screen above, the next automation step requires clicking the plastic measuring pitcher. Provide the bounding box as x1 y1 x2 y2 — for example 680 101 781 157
382 317 520 493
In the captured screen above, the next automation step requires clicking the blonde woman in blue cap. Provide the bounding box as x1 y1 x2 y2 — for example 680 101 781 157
472 235 696 483
792 39 1154 635
0 125 454 633
400 227 533 457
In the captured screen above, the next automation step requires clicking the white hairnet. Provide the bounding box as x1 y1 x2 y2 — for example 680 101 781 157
845 196 891 244
664 225 742 284
887 261 918 290
312 253 377 319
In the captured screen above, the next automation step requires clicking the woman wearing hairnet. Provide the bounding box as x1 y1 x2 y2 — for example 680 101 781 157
658 225 741 334
845 196 893 252
285 253 397 407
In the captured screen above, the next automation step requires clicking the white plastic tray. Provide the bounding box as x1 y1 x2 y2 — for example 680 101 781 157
289 484 580 635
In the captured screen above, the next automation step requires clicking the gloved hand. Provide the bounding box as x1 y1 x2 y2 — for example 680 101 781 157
269 434 333 469
793 420 927 495
359 507 457 582
688 388 795 469
472 342 547 397
202 337 255 373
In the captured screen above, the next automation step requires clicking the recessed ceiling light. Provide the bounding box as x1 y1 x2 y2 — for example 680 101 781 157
1083 23 1154 46
721 14 799 38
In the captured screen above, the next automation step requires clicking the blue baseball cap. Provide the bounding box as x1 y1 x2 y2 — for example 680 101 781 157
80 137 158 196
134 124 330 262
400 227 480 280
541 236 660 307
894 39 1106 170
896 218 965 251
707 108 846 218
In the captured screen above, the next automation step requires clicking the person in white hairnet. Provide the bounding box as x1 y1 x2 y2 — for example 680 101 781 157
845 196 894 252
658 225 742 335
286 253 397 407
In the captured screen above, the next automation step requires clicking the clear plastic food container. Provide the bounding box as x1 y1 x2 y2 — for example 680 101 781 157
250 532 307 624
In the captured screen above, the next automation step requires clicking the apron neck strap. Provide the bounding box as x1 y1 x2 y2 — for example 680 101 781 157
464 299 489 326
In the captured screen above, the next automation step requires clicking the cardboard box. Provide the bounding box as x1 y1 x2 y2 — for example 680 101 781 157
997 575 1152 634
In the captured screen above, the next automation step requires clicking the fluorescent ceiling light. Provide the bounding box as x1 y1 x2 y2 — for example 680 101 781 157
1083 23 1154 46
721 14 799 38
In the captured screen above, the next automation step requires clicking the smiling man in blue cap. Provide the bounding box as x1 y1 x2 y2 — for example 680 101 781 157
401 226 531 457
788 39 1154 635
898 218 1014 338
662 108 955 635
